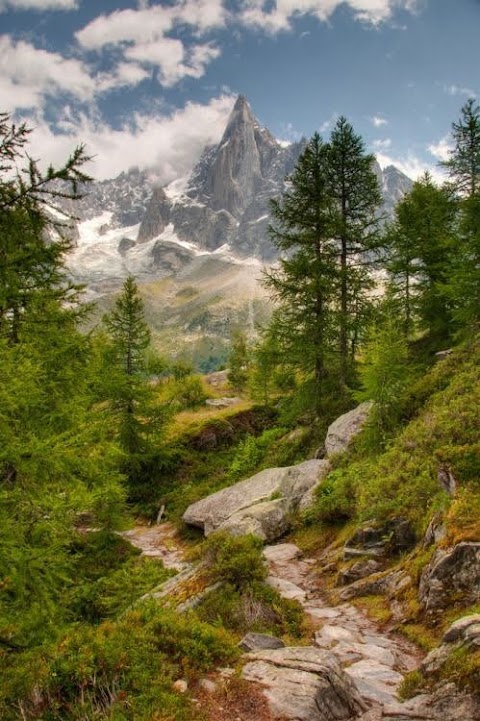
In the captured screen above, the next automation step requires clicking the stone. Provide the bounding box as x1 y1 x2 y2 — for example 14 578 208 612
338 559 382 585
242 646 367 721
315 624 360 648
339 570 411 601
298 460 332 511
263 542 302 564
442 614 480 643
205 397 242 408
173 679 188 693
266 575 307 602
238 632 285 653
419 542 480 611
182 459 330 541
325 402 372 457
344 518 416 559
346 660 403 706
198 678 218 693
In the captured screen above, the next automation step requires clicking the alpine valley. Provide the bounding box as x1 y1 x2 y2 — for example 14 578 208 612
66 96 412 369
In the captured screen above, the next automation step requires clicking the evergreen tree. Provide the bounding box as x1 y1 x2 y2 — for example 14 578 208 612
228 329 250 391
386 173 457 344
327 117 383 384
440 100 480 328
103 277 152 456
0 113 91 344
441 98 480 197
265 133 338 412
355 311 413 451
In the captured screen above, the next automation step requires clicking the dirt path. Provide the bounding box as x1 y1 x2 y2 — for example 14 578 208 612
121 525 432 719
264 543 433 719
119 522 190 571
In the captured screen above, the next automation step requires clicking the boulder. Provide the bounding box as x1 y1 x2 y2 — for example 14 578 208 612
238 632 285 653
422 614 480 676
419 542 480 611
325 402 372 458
339 569 411 602
242 646 367 720
344 518 416 559
182 459 330 541
337 559 383 586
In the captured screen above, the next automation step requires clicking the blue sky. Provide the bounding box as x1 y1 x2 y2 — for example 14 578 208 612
1 0 479 182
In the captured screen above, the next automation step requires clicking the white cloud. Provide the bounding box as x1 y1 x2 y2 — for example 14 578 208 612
75 2 224 88
238 1 421 34
0 0 77 11
376 150 445 183
25 94 236 181
0 36 94 110
0 35 153 113
371 115 388 127
444 83 476 98
319 113 337 133
427 135 451 162
372 138 392 149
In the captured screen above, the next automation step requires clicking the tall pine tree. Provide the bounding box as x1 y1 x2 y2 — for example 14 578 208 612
265 133 338 412
327 117 382 385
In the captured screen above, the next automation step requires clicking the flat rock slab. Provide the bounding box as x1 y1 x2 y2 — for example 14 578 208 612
266 575 307 602
264 543 302 564
242 646 367 721
315 624 361 647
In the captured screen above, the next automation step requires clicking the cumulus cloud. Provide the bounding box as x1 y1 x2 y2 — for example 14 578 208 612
76 1 224 88
237 0 421 34
0 0 77 10
371 115 388 127
25 94 236 181
372 138 392 149
0 36 94 110
427 135 451 162
376 150 445 183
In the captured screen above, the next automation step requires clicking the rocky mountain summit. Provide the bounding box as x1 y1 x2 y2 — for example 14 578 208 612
67 95 412 287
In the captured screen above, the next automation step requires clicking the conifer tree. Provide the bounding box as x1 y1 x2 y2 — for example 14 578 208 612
327 117 382 384
441 98 480 197
228 329 250 391
386 173 457 344
103 276 152 456
440 100 480 328
265 133 338 412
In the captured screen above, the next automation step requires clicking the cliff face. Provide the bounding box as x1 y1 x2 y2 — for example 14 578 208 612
67 95 412 285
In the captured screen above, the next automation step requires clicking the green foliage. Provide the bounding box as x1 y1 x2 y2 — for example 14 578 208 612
0 602 238 720
227 329 250 391
228 428 287 480
309 340 480 532
69 532 173 622
160 374 209 411
202 532 267 590
441 98 480 196
196 582 305 639
385 173 457 344
355 314 415 450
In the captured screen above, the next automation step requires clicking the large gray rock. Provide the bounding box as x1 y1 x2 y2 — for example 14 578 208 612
238 632 285 653
242 646 367 720
182 459 330 541
325 402 372 457
419 542 480 611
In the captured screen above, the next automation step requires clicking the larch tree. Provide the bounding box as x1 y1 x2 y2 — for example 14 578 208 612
327 116 383 385
264 133 338 413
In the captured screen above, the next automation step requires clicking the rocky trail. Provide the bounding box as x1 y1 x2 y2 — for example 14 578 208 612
122 522 463 721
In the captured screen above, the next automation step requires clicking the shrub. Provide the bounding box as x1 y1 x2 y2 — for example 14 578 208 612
202 532 267 590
